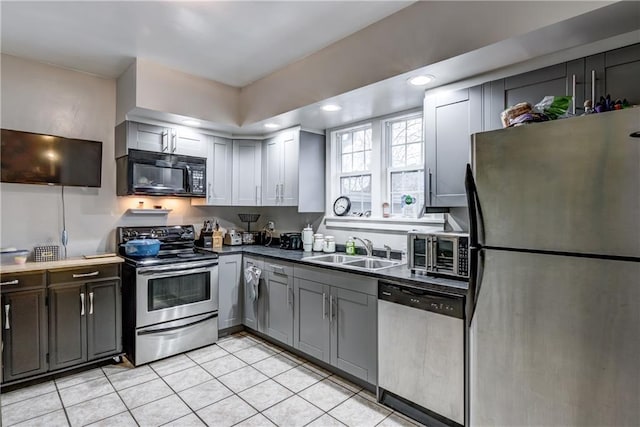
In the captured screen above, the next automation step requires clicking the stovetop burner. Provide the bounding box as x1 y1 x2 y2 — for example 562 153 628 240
117 225 218 267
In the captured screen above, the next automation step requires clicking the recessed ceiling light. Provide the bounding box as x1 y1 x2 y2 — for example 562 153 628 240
182 119 201 126
264 123 279 129
407 75 435 86
321 104 342 112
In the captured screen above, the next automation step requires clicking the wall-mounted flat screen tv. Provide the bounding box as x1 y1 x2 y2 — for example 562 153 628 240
1 129 102 188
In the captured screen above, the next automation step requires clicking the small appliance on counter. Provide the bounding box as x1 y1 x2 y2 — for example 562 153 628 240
224 229 243 246
407 230 469 279
197 220 214 249
280 233 302 250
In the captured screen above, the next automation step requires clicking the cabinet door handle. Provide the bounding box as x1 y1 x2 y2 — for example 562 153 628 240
208 183 212 201
171 130 177 153
0 279 19 286
288 287 294 308
280 183 284 202
428 168 433 205
73 271 99 278
329 295 334 323
322 292 327 319
571 74 576 115
4 304 10 330
162 130 169 152
591 69 596 104
89 292 94 315
270 265 286 275
80 292 85 316
256 186 259 205
275 184 279 203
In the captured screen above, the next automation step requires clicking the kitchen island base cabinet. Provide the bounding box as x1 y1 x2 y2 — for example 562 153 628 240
293 266 378 385
1 281 48 382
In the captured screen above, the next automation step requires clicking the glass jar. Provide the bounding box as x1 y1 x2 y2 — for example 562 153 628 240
323 236 336 253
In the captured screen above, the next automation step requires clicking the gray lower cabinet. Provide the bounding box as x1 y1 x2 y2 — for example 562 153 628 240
242 256 266 333
293 266 378 384
48 265 121 371
263 261 294 345
293 278 331 363
424 86 482 207
330 287 377 383
1 271 48 382
219 254 243 329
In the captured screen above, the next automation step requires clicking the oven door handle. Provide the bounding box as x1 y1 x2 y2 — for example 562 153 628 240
137 261 218 276
137 313 218 336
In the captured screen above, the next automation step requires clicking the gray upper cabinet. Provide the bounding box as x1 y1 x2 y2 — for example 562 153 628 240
1 272 48 383
218 253 243 330
115 120 208 158
193 136 233 206
424 86 482 207
242 256 266 332
48 265 121 371
262 129 325 211
502 60 585 115
264 261 294 345
233 140 262 206
585 43 640 107
293 265 377 384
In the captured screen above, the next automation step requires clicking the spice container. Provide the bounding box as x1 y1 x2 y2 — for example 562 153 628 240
323 236 336 253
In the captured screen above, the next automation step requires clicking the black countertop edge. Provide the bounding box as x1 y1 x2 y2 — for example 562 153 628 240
199 245 468 297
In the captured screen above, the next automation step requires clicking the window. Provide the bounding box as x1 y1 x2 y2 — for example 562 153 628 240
328 108 427 221
386 114 424 216
337 126 372 214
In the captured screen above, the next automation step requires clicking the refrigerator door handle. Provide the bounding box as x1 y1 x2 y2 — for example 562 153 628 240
467 247 485 325
464 164 485 248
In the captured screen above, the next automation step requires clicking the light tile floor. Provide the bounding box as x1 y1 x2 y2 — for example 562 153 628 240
0 332 422 427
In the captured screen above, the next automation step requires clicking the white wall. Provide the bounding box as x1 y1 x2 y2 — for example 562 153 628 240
0 55 321 258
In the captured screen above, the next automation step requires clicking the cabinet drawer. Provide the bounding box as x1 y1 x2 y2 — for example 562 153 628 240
0 271 46 293
264 261 293 277
49 265 119 284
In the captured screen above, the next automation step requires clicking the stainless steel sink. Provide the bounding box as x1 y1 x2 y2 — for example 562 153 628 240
303 254 364 264
342 258 402 270
302 253 404 271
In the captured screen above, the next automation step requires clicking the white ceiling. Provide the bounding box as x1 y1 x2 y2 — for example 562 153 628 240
1 1 638 136
0 1 412 87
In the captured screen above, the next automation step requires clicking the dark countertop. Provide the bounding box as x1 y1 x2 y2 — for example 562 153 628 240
201 245 468 298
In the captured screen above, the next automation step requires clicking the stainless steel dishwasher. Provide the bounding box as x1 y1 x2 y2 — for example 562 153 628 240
378 281 464 427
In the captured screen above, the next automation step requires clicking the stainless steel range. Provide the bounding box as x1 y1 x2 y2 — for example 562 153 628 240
117 225 219 366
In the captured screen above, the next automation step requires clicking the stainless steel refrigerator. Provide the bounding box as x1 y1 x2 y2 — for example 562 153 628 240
465 108 640 426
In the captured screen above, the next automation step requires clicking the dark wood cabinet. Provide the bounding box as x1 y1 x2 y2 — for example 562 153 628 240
48 265 121 372
1 271 48 382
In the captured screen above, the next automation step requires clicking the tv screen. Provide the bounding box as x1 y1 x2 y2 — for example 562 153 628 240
1 129 102 187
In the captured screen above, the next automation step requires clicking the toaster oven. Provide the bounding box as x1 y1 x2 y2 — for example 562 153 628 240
407 230 469 279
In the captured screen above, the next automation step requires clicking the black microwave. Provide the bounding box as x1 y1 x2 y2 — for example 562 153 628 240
116 149 206 197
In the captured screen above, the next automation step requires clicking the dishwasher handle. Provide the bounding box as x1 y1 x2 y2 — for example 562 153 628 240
378 281 464 319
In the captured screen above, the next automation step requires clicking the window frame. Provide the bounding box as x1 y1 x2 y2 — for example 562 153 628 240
334 123 374 215
383 112 425 217
327 107 430 222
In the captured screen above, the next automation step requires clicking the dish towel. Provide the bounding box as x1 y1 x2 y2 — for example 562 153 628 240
244 265 262 301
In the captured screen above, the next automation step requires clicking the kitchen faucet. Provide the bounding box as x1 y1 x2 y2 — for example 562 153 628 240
350 236 373 257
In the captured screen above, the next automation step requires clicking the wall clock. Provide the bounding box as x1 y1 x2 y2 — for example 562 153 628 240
333 196 351 216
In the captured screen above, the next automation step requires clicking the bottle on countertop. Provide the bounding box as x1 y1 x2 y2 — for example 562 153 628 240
302 224 314 252
346 238 356 255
